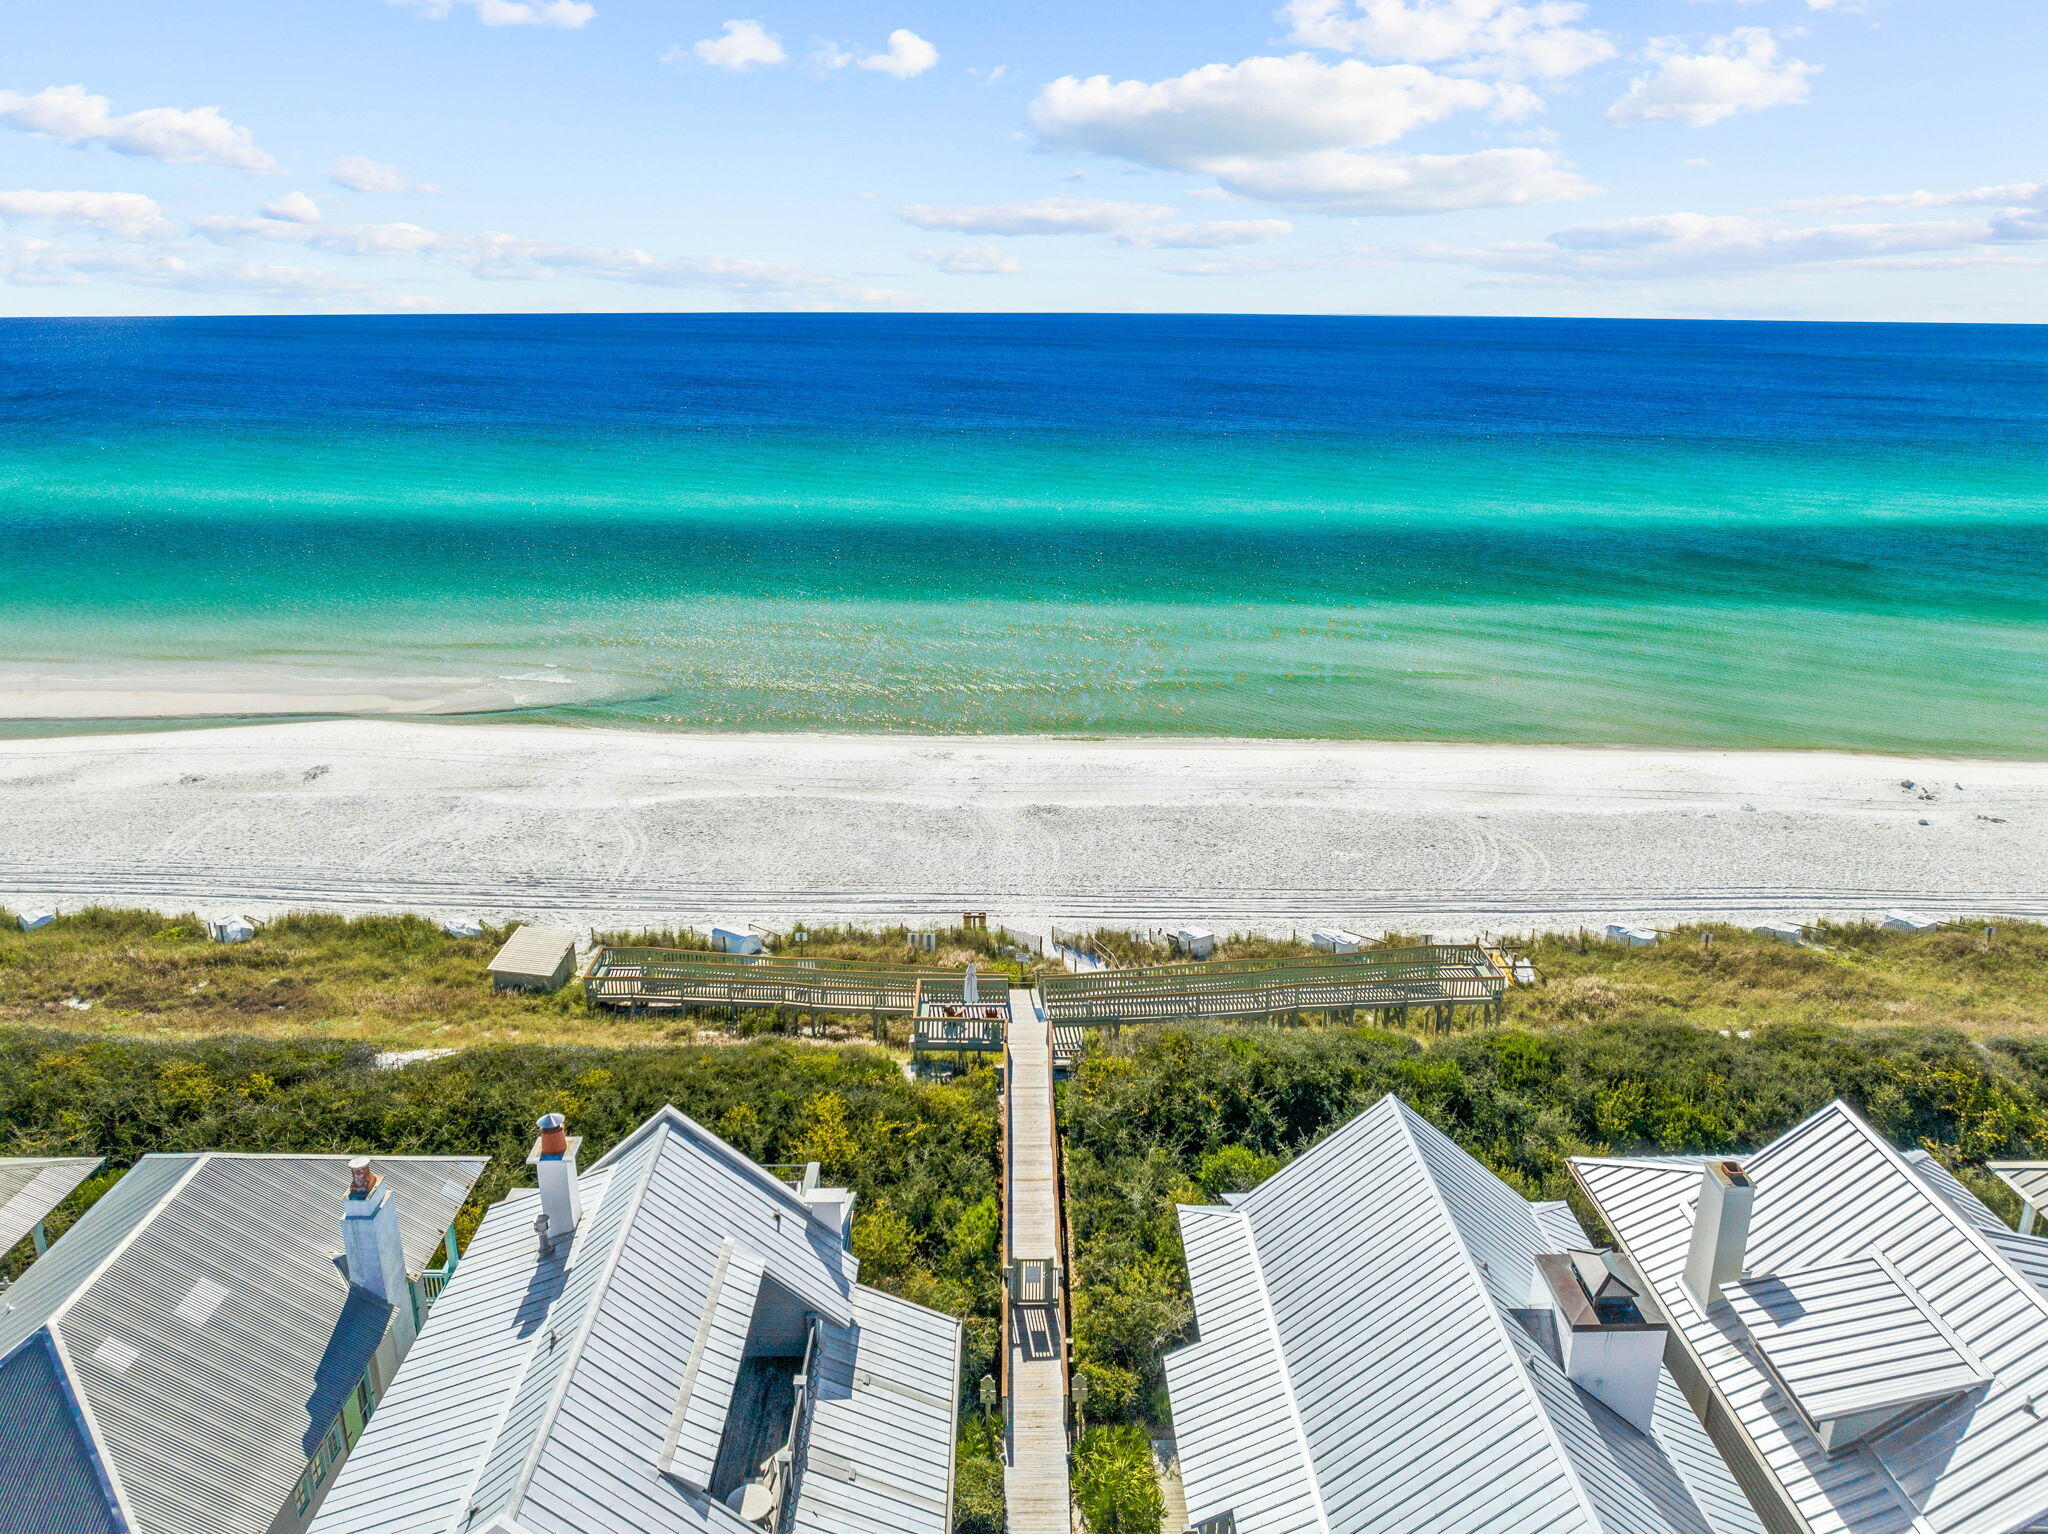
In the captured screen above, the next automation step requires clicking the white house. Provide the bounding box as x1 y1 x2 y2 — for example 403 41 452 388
1164 1095 1764 1534
1574 1100 2048 1534
0 1151 484 1534
308 1107 961 1534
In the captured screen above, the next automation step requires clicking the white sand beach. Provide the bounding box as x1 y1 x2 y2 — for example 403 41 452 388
2 720 2045 939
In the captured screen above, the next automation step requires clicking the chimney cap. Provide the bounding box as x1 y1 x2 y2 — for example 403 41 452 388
1711 1159 1751 1187
528 1131 584 1167
347 1158 379 1199
534 1113 572 1159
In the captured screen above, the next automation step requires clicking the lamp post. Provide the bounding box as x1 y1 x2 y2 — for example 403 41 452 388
1071 1367 1090 1436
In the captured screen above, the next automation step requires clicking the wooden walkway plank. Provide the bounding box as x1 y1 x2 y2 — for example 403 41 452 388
1004 987 1074 1534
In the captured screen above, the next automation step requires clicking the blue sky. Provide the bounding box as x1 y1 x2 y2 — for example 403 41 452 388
1 0 2042 319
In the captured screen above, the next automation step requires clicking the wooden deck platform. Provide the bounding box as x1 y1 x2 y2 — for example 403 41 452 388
1004 987 1073 1533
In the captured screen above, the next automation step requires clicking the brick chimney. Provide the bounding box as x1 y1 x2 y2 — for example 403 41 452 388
529 1112 582 1249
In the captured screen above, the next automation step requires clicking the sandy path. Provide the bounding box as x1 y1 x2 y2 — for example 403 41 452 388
1 720 2044 939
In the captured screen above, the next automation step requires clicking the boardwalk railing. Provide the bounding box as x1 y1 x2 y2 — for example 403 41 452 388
1041 946 1504 1033
912 976 1010 1054
1054 943 1501 988
586 947 951 1015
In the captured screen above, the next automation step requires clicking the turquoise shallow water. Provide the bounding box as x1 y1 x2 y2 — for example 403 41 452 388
3 313 2046 752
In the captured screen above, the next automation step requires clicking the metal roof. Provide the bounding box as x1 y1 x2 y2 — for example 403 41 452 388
1723 1256 1988 1425
1985 1160 2048 1216
1574 1100 2048 1534
1901 1150 2009 1235
1164 1095 1764 1534
309 1106 960 1534
489 925 577 979
0 1156 103 1256
0 1152 486 1534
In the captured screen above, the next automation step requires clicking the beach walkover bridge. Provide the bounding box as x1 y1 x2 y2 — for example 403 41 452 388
584 945 1012 1052
1001 984 1074 1534
1040 942 1506 1060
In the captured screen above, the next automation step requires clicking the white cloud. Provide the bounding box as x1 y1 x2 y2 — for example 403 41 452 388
1785 182 2044 213
0 189 172 241
189 211 907 307
680 20 788 70
329 155 441 194
897 197 1297 252
0 238 443 310
1197 146 1592 214
1282 0 1615 79
1028 54 1591 215
913 244 1021 274
898 197 1179 235
0 85 279 174
260 191 323 224
1390 207 2041 282
1114 218 1296 248
388 0 595 29
858 29 939 78
817 29 940 78
1608 29 1817 128
1032 55 1493 164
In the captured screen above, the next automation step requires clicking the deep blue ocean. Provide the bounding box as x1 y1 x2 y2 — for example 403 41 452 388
3 312 2045 752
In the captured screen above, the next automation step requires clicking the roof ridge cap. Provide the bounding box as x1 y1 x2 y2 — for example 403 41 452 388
47 1153 212 1338
499 1126 670 1524
1825 1099 2048 1330
1221 1204 1333 1534
40 1298 141 1528
1238 1093 1404 1213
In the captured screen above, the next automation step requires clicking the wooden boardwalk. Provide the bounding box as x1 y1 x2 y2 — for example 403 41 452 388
1004 987 1073 1533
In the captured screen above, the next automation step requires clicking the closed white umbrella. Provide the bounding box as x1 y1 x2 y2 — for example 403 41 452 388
963 962 979 1005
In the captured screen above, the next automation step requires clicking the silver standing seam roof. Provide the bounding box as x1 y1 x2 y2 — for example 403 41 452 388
0 1152 486 1534
308 1105 962 1534
1163 1094 1764 1534
1985 1160 2048 1217
1574 1100 2048 1534
0 1155 104 1255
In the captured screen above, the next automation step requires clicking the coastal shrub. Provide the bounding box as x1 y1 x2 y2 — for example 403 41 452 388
952 1414 1006 1534
0 1028 1004 1411
1061 1016 2048 1424
1076 1360 1144 1425
1072 1424 1164 1534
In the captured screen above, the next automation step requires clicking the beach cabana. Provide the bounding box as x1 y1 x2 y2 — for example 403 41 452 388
1752 919 1804 943
1607 923 1658 946
710 925 764 955
17 910 54 932
440 917 482 939
1882 909 1939 933
1172 927 1217 959
1311 929 1361 953
207 913 257 943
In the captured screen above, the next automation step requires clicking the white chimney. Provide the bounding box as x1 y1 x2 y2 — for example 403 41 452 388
1683 1160 1754 1306
803 1184 858 1243
1538 1250 1666 1431
342 1159 416 1345
529 1113 582 1248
